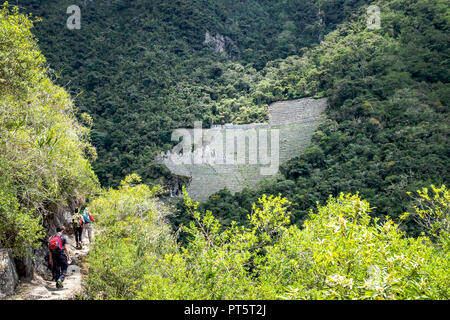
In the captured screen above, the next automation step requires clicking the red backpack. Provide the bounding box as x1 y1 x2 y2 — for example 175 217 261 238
48 234 63 251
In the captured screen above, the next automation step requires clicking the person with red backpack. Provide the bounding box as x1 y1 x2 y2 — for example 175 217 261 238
48 226 72 289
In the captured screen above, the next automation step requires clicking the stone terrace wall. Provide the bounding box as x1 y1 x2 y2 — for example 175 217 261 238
269 98 327 126
158 97 327 202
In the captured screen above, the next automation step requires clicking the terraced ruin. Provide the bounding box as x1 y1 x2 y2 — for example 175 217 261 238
157 97 327 202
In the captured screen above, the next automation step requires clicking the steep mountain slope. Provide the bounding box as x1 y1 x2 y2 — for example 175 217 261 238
1 0 449 301
19 0 371 187
195 0 449 235
18 0 449 236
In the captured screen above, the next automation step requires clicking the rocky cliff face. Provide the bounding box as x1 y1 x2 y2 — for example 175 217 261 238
0 249 19 298
204 31 237 55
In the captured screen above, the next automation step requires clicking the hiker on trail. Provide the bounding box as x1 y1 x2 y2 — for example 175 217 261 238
48 226 72 289
82 207 95 243
72 208 84 249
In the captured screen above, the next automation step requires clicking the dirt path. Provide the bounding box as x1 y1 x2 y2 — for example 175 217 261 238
10 234 91 300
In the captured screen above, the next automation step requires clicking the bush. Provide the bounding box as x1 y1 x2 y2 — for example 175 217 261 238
85 175 177 299
88 183 449 300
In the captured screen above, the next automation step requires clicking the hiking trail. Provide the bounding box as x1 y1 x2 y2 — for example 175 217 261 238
9 234 91 300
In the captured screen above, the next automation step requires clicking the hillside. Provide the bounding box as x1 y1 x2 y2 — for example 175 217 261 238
19 0 372 187
0 0 449 301
194 0 450 235
18 1 449 234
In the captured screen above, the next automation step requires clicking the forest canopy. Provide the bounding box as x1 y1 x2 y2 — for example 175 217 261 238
18 1 449 239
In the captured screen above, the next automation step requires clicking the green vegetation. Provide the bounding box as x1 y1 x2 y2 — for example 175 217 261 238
19 0 448 237
18 0 449 238
85 174 176 299
190 0 450 236
0 5 99 257
2 0 449 300
86 179 449 299
400 185 450 252
18 0 372 187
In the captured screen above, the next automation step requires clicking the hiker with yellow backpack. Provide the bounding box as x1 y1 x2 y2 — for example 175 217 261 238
72 208 84 249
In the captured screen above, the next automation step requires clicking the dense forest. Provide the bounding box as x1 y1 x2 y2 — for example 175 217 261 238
19 0 373 187
188 0 450 237
18 0 449 237
0 0 449 300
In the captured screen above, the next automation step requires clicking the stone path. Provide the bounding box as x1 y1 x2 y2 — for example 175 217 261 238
9 235 91 300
